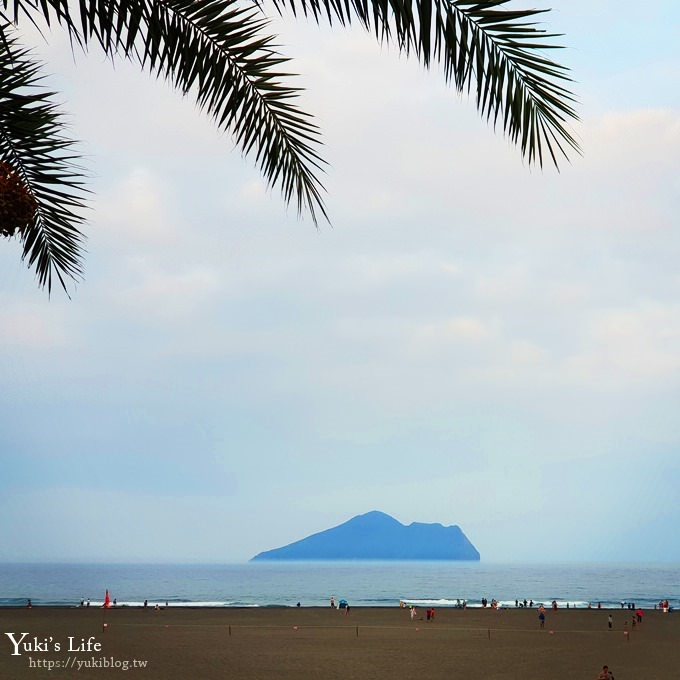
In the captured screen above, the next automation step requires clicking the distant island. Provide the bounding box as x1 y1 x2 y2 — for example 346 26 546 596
250 510 480 561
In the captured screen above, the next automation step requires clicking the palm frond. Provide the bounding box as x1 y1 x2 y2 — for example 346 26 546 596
76 0 327 223
0 23 87 293
270 0 580 166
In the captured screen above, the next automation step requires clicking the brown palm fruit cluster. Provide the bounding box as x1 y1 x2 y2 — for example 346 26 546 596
0 161 38 238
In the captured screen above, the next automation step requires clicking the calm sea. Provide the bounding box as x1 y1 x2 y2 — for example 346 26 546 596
0 563 677 610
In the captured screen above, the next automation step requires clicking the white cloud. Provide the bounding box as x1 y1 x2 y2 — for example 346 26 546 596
0 301 71 349
94 167 180 247
418 317 495 346
111 264 224 321
564 303 680 387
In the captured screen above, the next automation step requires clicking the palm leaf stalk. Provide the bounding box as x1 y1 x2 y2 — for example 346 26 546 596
1 0 578 293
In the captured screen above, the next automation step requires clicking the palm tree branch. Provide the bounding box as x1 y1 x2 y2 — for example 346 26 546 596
0 23 87 292
270 0 579 166
73 0 327 222
434 2 580 164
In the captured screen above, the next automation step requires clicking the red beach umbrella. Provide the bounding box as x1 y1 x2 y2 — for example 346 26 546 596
104 590 111 608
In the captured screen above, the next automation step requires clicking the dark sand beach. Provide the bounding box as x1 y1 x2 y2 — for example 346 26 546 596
1 606 676 679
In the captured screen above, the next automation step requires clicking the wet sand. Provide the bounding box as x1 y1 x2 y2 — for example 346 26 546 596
0 606 675 679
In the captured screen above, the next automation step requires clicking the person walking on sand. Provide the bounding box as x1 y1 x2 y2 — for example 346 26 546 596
597 664 614 679
608 614 613 630
538 610 545 629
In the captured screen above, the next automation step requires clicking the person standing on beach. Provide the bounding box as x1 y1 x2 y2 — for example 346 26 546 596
597 664 614 679
538 610 545 629
608 614 613 630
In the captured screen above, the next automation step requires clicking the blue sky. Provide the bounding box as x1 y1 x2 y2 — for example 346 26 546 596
1 1 679 563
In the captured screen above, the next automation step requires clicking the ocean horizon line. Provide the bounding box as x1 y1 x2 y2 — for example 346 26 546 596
2 559 679 567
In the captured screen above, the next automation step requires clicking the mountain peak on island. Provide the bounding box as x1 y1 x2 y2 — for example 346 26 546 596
250 511 480 561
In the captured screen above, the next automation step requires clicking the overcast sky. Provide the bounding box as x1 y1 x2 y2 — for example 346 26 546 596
1 1 679 564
